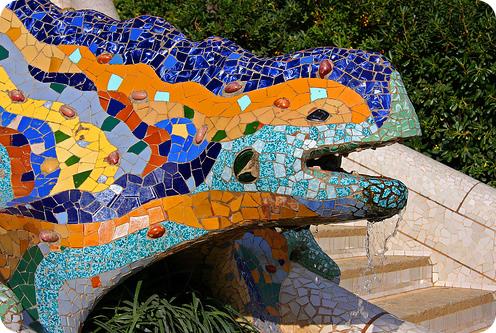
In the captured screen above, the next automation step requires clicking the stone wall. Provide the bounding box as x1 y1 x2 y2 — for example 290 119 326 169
343 143 496 291
49 0 119 19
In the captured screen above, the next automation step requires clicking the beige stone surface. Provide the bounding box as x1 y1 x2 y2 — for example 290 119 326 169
346 144 479 211
346 144 496 290
50 0 119 19
366 314 432 333
279 263 430 333
336 256 430 279
372 287 495 324
401 192 495 280
417 301 496 333
458 182 496 230
385 231 496 291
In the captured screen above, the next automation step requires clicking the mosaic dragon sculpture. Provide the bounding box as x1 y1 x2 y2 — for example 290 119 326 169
0 0 424 332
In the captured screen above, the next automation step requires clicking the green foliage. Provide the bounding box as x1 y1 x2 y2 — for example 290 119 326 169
114 0 496 186
87 280 258 333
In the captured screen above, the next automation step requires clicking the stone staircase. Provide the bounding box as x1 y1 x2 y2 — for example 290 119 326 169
313 223 496 333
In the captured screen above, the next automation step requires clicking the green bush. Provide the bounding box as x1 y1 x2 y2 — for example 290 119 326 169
86 280 258 333
114 0 496 186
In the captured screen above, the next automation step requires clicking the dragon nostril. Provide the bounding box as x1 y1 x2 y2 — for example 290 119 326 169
306 109 330 122
233 148 259 183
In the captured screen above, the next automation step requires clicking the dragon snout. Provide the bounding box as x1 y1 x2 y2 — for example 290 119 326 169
362 177 408 221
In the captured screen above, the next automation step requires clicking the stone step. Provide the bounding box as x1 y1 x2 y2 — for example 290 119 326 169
334 255 433 299
371 287 496 333
311 224 367 259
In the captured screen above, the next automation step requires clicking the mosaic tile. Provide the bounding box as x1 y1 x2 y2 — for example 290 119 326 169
0 1 423 332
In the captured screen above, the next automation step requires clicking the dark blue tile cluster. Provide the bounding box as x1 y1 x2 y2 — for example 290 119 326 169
8 0 394 127
0 142 221 223
29 65 96 91
296 197 367 220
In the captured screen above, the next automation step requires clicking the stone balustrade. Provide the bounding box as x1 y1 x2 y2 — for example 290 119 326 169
343 143 496 291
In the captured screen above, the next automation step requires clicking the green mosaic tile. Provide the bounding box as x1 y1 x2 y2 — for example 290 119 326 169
7 246 44 321
127 141 147 155
65 155 80 166
244 121 260 135
183 105 194 119
0 45 9 60
211 130 227 142
101 116 120 132
283 228 340 282
54 130 70 143
49 83 66 94
73 170 92 188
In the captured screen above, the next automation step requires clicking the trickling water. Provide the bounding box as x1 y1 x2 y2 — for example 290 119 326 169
347 210 405 331
368 209 405 268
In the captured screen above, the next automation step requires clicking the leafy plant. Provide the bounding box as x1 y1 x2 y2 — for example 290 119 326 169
88 280 258 333
113 0 496 186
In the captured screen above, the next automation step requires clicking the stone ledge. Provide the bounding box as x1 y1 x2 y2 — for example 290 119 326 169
49 0 119 19
372 287 496 324
458 182 496 230
345 144 482 216
335 255 431 279
346 144 496 288
313 225 367 238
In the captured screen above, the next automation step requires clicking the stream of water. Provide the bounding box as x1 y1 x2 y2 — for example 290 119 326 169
347 209 405 331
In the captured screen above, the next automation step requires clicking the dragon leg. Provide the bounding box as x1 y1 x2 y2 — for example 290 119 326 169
282 227 341 284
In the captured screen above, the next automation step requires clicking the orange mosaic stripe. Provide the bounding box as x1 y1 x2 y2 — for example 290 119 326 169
58 44 371 124
0 191 318 249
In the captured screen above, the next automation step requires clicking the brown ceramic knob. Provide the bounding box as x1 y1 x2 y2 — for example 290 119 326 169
319 59 333 78
274 97 290 109
265 264 277 273
9 89 25 102
97 53 113 64
105 151 120 165
195 125 208 144
39 230 59 243
91 276 101 288
59 105 76 118
224 81 242 93
147 224 166 238
131 90 148 100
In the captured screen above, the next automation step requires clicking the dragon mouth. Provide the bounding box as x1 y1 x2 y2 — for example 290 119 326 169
303 139 400 175
305 150 345 173
297 139 408 223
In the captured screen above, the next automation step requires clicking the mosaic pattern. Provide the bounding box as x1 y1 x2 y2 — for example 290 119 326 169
0 0 422 332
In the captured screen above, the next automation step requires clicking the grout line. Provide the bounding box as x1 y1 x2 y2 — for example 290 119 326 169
398 230 496 283
361 311 388 333
456 181 481 212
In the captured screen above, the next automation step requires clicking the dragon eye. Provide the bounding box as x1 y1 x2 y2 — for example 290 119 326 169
234 148 259 183
307 109 330 122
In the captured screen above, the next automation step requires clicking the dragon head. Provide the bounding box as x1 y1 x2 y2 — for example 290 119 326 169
197 53 420 225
